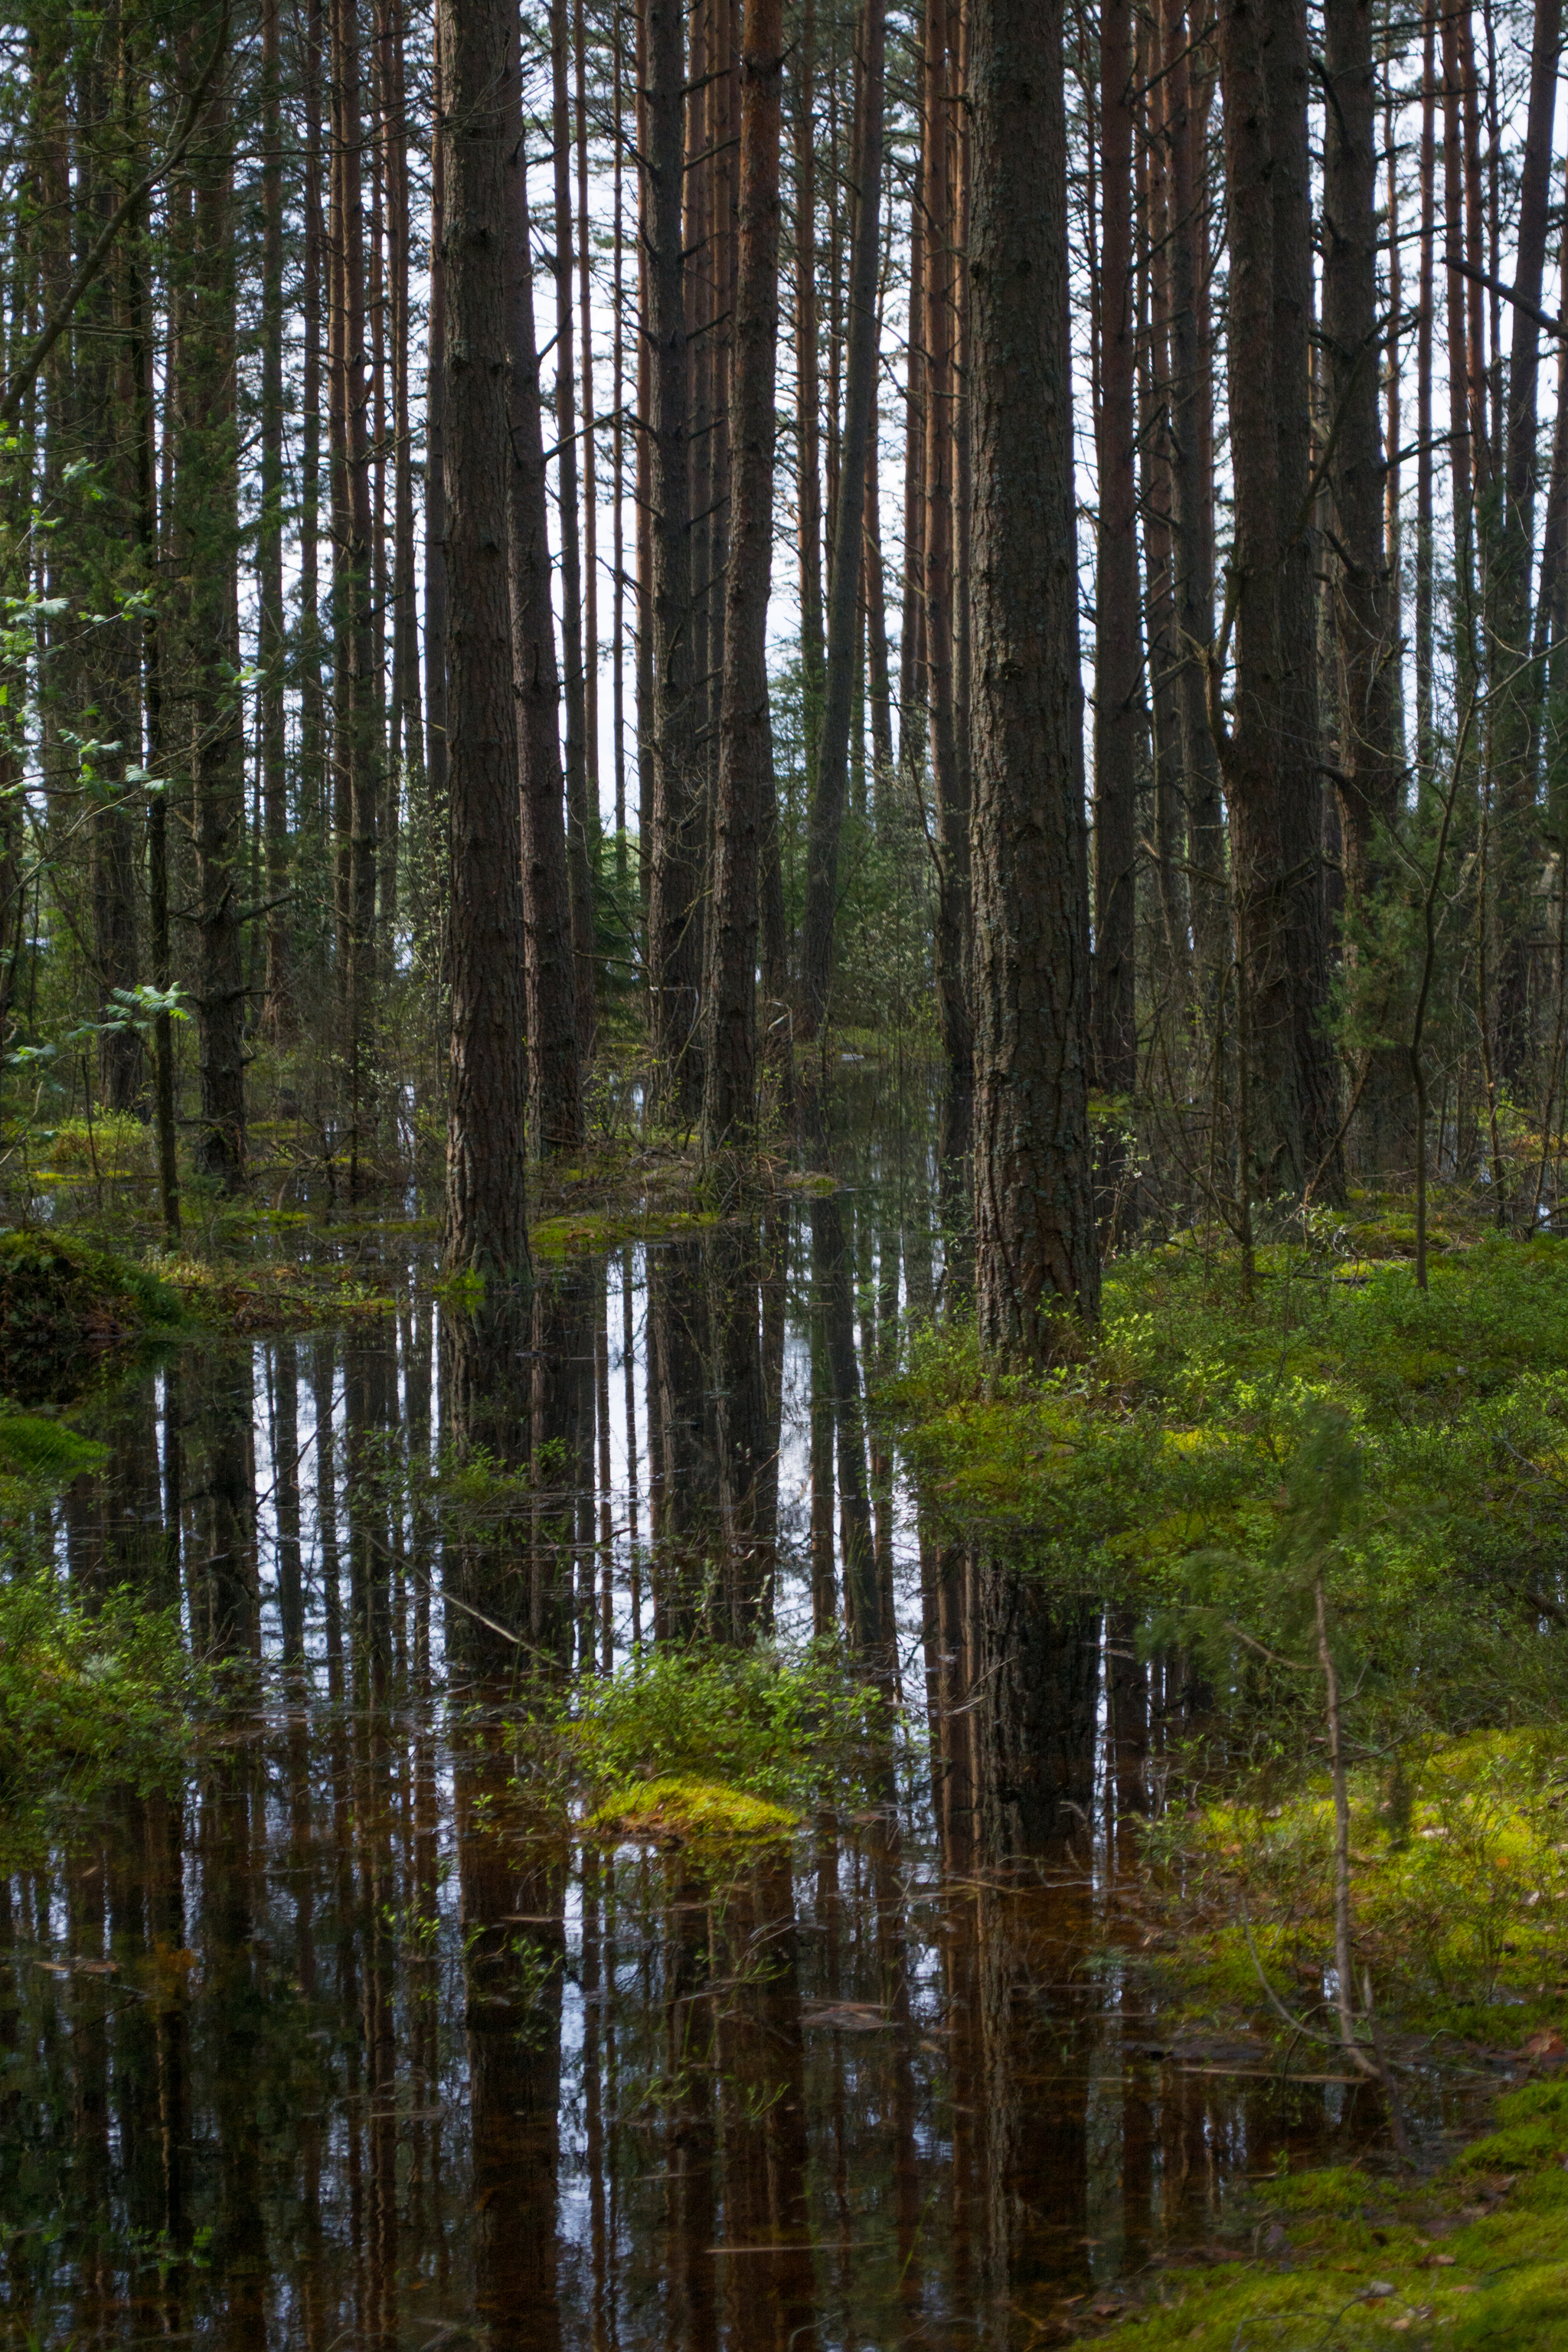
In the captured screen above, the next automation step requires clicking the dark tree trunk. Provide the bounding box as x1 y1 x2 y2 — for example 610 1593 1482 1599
550 0 598 1054
331 0 383 1189
1214 0 1339 1199
177 63 246 1191
701 0 785 1151
793 0 824 753
922 0 972 1148
645 0 704 1117
797 0 885 1042
73 47 142 1115
439 0 531 1279
969 0 1099 1354
1492 0 1562 1083
503 77 583 1152
1160 0 1223 983
424 30 450 871
1093 0 1138 1113
1415 0 1436 768
1322 0 1406 1171
260 0 292 1044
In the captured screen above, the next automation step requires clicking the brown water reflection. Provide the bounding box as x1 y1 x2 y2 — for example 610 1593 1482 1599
3 1205 1417 2348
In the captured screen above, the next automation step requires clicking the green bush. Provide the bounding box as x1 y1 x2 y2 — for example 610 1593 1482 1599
561 1636 884 1815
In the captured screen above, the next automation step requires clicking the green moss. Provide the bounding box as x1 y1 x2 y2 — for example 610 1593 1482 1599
1151 1732 1568 2035
1124 2078 1568 2347
588 1775 799 1842
529 1204 718 1260
0 1229 182 1401
160 1253 397 1334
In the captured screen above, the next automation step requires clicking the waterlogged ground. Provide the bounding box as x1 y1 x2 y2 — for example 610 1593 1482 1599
0 1163 1488 2348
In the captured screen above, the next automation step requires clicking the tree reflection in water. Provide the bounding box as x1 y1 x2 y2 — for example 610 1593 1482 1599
1 1177 1404 2350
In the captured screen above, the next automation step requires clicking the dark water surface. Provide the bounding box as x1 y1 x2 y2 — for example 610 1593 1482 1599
2 1149 1442 2347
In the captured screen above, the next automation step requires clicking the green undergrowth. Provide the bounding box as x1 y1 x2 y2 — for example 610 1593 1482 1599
1123 2077 1568 2347
1143 1729 1568 2047
887 1223 1568 1742
0 1404 207 1857
158 1250 398 1333
560 1637 884 1839
0 1228 182 1400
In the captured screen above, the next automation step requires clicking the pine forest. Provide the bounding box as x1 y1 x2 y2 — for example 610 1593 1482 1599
11 0 1568 2340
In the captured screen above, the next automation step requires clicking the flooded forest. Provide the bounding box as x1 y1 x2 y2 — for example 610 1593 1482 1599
9 0 1568 2337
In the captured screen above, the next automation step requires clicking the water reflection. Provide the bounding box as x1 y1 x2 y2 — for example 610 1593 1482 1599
3 1191 1415 2348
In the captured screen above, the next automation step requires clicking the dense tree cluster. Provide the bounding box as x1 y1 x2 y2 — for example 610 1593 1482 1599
2 0 1564 1348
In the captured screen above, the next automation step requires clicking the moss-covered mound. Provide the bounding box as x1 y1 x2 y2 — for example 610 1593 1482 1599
0 1230 181 1402
588 1775 799 1843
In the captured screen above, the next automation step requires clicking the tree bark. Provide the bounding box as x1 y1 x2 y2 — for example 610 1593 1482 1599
1160 0 1223 984
1093 0 1138 1109
797 0 886 1042
1214 0 1339 1199
550 0 598 1053
175 57 246 1191
1492 0 1562 1083
645 0 704 1117
330 0 383 1190
439 0 531 1279
260 0 292 1044
505 56 583 1152
921 0 972 1144
969 0 1100 1354
700 0 785 1151
1322 0 1405 1170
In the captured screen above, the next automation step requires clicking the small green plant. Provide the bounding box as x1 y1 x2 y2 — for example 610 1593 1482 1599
560 1635 882 1817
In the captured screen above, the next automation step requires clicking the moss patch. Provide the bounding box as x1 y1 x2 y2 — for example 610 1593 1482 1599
160 1252 397 1333
588 1775 799 1843
1117 2077 1568 2347
0 1230 181 1401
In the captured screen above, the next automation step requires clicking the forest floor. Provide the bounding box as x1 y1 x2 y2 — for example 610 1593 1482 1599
885 1187 1568 2343
1093 2072 1568 2345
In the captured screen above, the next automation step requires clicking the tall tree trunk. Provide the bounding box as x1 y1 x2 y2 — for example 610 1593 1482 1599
1322 0 1405 1170
1415 0 1436 769
794 0 825 757
700 0 785 1152
1492 0 1562 1083
439 0 531 1279
177 57 246 1190
67 41 142 1116
424 28 449 883
301 0 328 852
260 0 292 1043
1138 22 1187 1003
1093 0 1138 1112
126 51 178 1236
1214 0 1338 1199
550 0 598 1053
382 0 422 967
645 0 704 1117
898 29 926 776
1160 0 1223 983
798 0 885 1041
969 0 1099 1354
505 53 584 1152
920 0 972 1143
330 0 382 1193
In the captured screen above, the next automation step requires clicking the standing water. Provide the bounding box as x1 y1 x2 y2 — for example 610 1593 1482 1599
2 1152 1423 2347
